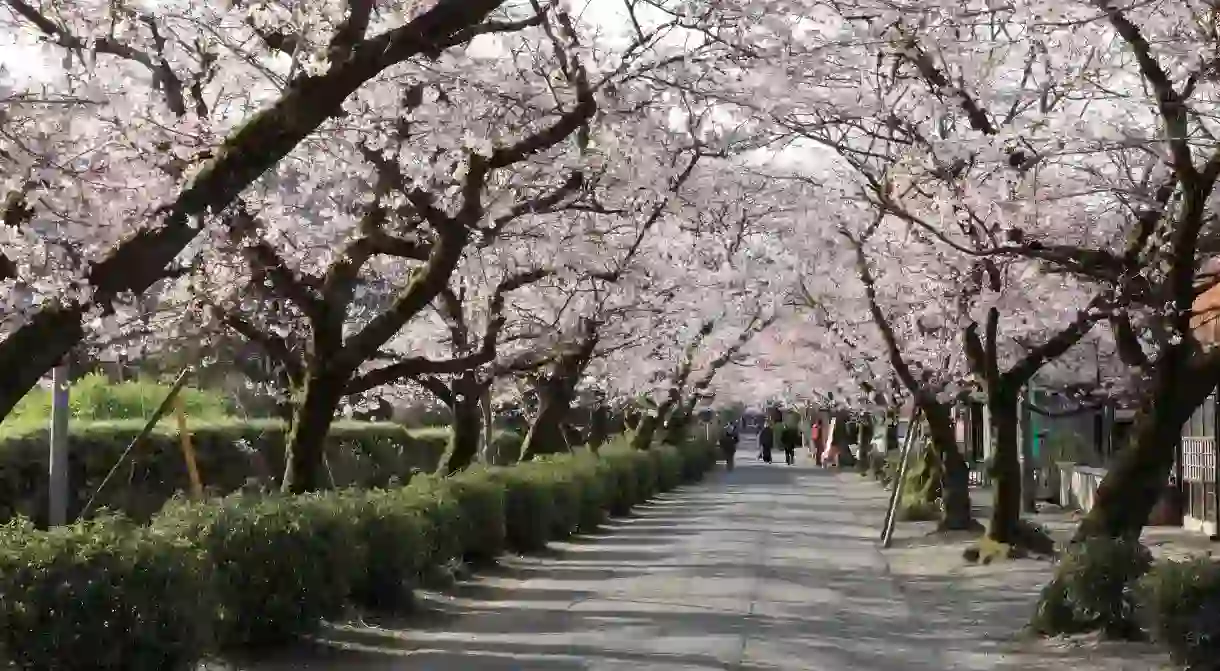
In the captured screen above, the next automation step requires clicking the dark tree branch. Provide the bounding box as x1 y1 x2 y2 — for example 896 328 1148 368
329 0 376 60
481 171 585 241
339 23 598 364
412 373 457 407
437 286 472 352
431 11 549 56
1111 312 1151 368
345 268 555 393
843 229 926 397
963 322 987 381
217 310 305 384
7 0 194 117
1004 299 1101 386
226 208 325 322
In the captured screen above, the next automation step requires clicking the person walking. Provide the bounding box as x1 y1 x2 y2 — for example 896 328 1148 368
781 421 800 466
809 421 822 466
719 422 739 471
758 419 775 463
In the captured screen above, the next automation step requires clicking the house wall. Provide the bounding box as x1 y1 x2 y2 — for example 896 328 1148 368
1030 391 1102 464
1057 463 1107 512
1192 279 1220 346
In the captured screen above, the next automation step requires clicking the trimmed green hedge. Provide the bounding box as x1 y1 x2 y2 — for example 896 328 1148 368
0 436 721 669
0 420 524 524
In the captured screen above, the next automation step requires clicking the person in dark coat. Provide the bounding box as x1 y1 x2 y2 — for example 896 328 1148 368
758 420 775 463
719 422 739 470
780 422 800 465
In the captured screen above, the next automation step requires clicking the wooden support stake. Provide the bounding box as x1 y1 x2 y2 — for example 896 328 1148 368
174 396 205 499
882 406 924 547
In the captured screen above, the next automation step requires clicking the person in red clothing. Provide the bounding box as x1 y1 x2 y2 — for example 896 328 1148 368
809 422 822 466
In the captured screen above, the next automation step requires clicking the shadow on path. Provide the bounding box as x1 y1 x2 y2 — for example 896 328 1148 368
220 455 1158 671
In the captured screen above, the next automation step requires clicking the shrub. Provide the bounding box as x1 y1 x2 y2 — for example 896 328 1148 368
896 496 941 522
1136 558 1220 668
530 458 583 540
334 488 434 611
675 437 718 481
631 448 659 502
565 451 608 532
400 475 465 574
0 423 724 667
0 515 208 671
0 420 445 524
443 468 508 563
901 443 942 503
598 446 641 515
653 444 685 492
491 465 560 553
1030 537 1152 639
151 493 362 648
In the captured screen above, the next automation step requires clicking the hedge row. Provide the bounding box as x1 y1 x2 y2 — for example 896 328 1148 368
1032 537 1220 668
0 420 523 524
0 437 721 670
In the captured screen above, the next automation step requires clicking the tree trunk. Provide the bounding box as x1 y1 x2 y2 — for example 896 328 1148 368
588 402 610 451
885 414 900 452
987 386 1023 544
1072 404 1182 542
520 376 577 459
631 413 661 450
281 370 346 493
439 374 484 474
924 400 975 530
520 330 597 460
856 420 872 472
1072 348 1220 542
663 401 695 445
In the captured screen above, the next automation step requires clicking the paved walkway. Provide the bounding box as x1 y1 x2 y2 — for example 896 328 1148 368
229 450 1165 670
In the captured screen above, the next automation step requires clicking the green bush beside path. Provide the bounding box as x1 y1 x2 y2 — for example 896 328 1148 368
0 436 721 670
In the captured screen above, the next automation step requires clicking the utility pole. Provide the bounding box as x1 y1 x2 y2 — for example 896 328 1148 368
48 362 70 526
479 386 494 463
1020 385 1038 513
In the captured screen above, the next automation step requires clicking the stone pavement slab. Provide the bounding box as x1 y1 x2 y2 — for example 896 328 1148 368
217 451 1165 670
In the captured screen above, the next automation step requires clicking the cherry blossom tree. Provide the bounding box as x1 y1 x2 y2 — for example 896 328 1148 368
0 0 570 427
654 0 1220 542
170 5 612 491
780 0 1220 543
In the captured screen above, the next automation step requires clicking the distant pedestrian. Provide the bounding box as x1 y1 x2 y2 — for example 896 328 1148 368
781 422 800 466
719 422 739 471
759 421 774 463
